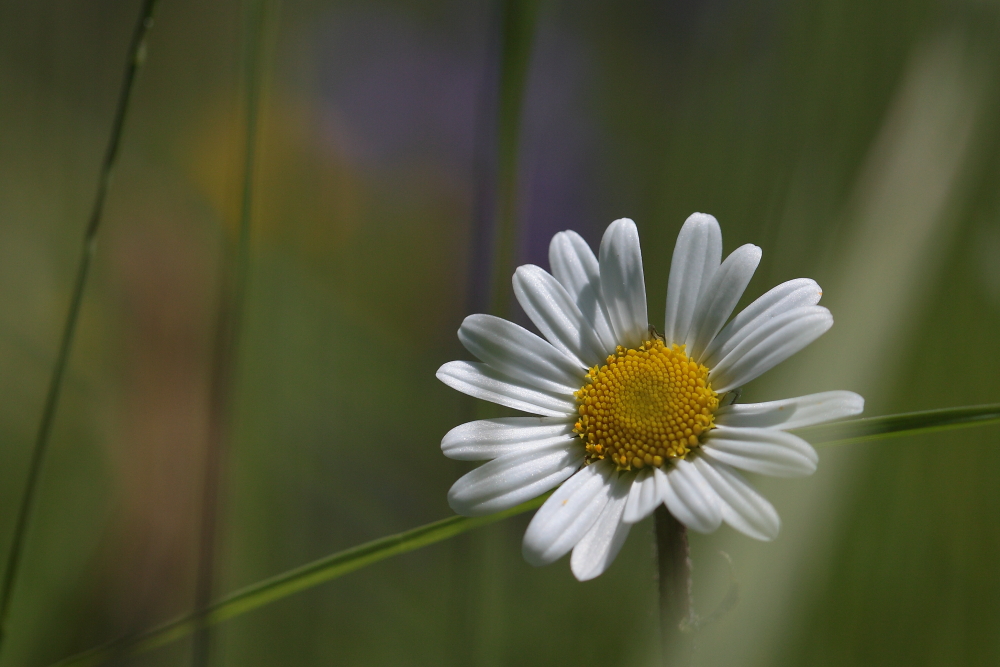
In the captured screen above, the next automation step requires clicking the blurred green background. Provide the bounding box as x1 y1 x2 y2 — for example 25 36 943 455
1 0 1000 665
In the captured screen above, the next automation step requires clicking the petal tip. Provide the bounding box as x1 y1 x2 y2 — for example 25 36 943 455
754 523 781 542
756 513 782 540
435 361 456 382
520 540 548 568
446 489 476 517
610 217 636 229
620 505 645 525
511 264 534 283
684 212 720 230
570 562 602 582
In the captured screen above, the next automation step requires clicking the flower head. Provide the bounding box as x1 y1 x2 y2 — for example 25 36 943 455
437 215 863 581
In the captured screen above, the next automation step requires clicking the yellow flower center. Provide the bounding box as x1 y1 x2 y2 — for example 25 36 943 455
573 339 719 470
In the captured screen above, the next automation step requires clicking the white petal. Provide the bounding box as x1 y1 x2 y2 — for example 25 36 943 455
522 461 614 566
448 448 584 516
703 278 822 367
715 391 865 431
513 265 607 367
548 231 618 354
549 231 598 298
570 472 633 581
458 314 584 394
663 213 722 346
622 467 661 524
441 417 577 461
599 219 648 350
692 457 780 540
657 459 723 533
702 426 818 477
687 244 762 361
436 361 576 417
709 306 833 393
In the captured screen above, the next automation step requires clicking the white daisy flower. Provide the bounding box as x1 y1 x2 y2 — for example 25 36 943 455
437 214 864 581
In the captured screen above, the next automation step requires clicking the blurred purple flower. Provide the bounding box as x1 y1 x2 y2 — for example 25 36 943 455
316 5 487 181
516 21 604 266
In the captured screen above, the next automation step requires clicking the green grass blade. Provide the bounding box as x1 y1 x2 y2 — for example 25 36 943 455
0 0 162 655
487 0 540 319
47 403 1000 666
191 1 269 664
795 403 1000 445
50 495 548 667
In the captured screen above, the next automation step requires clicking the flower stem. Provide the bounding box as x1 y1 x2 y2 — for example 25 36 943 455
0 0 160 656
655 505 694 666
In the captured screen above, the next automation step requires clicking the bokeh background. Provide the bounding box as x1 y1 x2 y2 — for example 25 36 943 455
2 0 1000 665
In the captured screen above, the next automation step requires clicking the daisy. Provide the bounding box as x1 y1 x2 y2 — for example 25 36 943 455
437 214 863 581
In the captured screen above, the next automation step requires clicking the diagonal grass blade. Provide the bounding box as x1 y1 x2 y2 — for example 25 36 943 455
794 402 1000 445
48 402 1000 666
51 495 549 667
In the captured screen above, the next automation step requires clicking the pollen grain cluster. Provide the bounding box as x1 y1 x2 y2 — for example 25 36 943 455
573 340 719 471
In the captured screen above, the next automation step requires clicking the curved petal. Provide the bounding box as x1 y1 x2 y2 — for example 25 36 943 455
709 306 833 393
448 448 584 516
693 457 780 541
687 244 762 361
702 426 818 477
622 467 661 524
458 314 585 394
522 461 614 566
715 391 865 431
663 213 722 347
599 219 648 350
657 459 723 533
441 417 577 461
436 361 576 417
513 265 607 368
549 231 598 298
549 231 618 355
703 278 822 367
570 472 633 581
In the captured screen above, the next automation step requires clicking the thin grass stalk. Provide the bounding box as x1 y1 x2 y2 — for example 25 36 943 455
461 3 540 663
450 4 504 659
45 404 1000 667
487 0 540 319
0 0 162 653
464 2 502 317
190 1 268 665
796 402 1000 445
